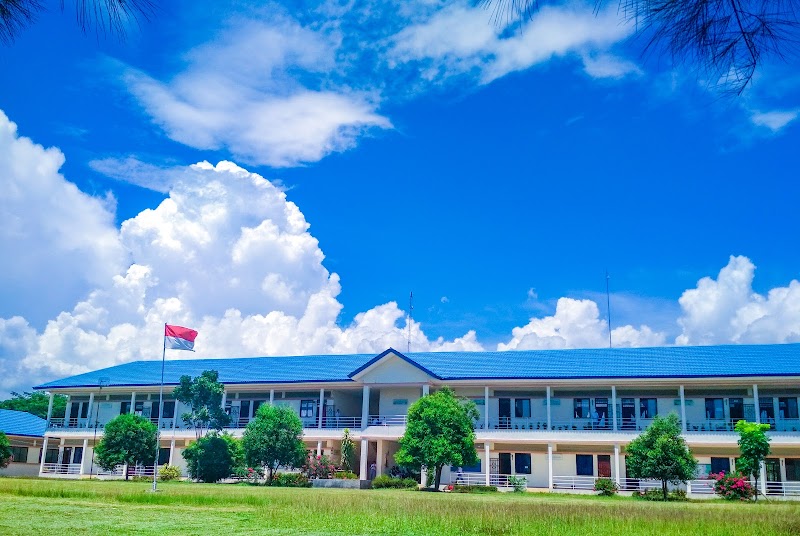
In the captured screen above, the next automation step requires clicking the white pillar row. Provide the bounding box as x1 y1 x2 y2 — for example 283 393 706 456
80 439 89 475
547 443 554 491
359 439 369 480
484 443 491 486
316 441 323 457
86 392 95 425
546 386 552 430
376 439 385 476
679 385 687 432
269 389 275 405
422 384 430 396
753 384 761 423
611 386 618 431
484 387 489 429
169 439 175 465
318 388 325 429
361 385 370 429
613 443 621 486
39 436 49 475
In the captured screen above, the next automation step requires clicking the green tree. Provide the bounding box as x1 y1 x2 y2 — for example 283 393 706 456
0 391 67 419
0 431 11 468
395 387 479 490
94 414 157 480
183 432 244 483
241 404 307 483
340 428 356 473
625 413 698 501
734 420 771 501
173 370 230 438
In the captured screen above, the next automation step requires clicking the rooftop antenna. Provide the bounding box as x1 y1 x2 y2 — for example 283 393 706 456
407 291 413 353
605 270 612 349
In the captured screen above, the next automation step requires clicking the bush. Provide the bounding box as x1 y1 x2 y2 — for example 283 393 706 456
334 471 358 480
182 432 244 483
271 472 311 487
594 478 619 496
372 475 419 489
711 472 755 501
450 484 498 493
635 488 687 501
507 475 528 492
158 464 181 481
304 454 337 479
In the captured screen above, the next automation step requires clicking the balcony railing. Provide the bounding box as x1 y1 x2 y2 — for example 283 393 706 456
367 414 407 426
448 473 522 488
41 463 81 475
765 481 800 496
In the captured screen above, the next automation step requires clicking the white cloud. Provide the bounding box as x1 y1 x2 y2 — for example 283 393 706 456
580 52 642 79
750 110 799 132
676 256 800 345
124 18 391 167
440 296 449 303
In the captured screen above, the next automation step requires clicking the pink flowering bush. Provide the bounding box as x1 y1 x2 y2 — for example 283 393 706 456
711 472 755 500
304 454 337 479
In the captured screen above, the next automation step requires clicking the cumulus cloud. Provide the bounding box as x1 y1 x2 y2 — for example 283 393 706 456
750 109 798 133
123 17 391 167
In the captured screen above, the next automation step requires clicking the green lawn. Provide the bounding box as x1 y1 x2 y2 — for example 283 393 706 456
1 478 799 535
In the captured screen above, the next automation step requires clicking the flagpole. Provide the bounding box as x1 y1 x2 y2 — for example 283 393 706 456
152 323 167 492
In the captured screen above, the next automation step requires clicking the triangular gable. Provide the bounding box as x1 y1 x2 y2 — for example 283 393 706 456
349 348 441 383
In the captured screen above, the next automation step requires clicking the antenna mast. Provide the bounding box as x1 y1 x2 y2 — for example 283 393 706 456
605 270 612 349
407 291 413 353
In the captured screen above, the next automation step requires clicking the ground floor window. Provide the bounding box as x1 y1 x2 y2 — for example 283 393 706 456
786 459 800 481
710 457 730 474
9 446 27 463
515 453 532 474
158 447 170 465
576 454 593 476
44 449 58 464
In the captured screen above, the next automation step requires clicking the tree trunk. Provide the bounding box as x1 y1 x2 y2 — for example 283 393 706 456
661 480 667 501
268 466 274 483
434 466 443 491
753 475 759 502
125 465 130 481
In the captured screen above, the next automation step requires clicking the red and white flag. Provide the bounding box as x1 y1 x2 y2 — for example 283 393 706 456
165 324 198 351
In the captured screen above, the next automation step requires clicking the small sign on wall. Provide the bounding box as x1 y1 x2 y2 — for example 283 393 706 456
393 399 408 405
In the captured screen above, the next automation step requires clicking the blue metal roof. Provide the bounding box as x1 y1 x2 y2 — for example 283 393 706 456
33 343 800 390
0 409 46 438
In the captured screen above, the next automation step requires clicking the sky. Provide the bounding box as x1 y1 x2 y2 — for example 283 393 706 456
1 0 799 396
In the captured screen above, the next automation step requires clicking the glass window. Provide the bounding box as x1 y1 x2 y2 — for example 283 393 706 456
9 446 27 463
134 401 144 415
120 401 130 415
73 447 83 464
639 398 658 419
515 399 531 418
576 454 593 476
710 457 730 474
162 400 176 419
80 403 89 419
158 448 170 465
574 398 590 419
786 459 800 481
594 398 609 420
760 398 775 419
300 400 316 418
515 453 532 474
779 397 799 419
44 449 58 464
705 398 724 419
729 398 744 420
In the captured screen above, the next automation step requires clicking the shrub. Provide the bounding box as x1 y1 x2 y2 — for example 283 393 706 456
334 471 358 480
304 454 337 479
451 484 498 493
507 475 528 492
635 488 687 501
182 432 244 483
271 472 311 487
594 478 619 496
372 475 419 489
711 472 755 501
158 464 181 481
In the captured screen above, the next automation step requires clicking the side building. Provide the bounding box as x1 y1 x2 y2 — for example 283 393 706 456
0 409 47 477
33 343 800 497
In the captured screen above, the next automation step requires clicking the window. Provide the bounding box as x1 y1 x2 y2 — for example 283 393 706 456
515 399 531 418
639 398 658 419
705 398 724 420
120 401 130 415
574 398 590 419
73 446 83 464
9 446 27 463
786 459 800 481
710 457 730 474
158 448 170 465
252 400 262 417
44 449 58 464
300 400 316 419
576 454 594 476
779 397 799 419
80 403 89 419
134 401 144 415
162 400 176 419
594 398 608 420
515 453 532 474
729 398 744 420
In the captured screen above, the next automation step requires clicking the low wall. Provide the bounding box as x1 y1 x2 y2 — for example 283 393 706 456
312 479 371 489
0 463 40 477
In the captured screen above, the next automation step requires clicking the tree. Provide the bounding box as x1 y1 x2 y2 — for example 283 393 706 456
0 431 11 468
0 0 156 44
481 0 800 94
94 414 157 480
241 404 307 483
182 432 243 483
340 428 356 473
625 413 698 501
734 420 771 500
173 370 230 438
395 387 479 490
0 391 66 419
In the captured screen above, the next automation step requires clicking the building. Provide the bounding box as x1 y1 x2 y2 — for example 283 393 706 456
0 409 47 477
33 343 800 497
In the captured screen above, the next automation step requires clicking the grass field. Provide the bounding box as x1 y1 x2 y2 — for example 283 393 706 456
1 478 799 535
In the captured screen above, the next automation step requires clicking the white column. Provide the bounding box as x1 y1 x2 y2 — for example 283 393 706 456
484 386 489 429
269 389 275 405
546 386 552 430
80 439 89 475
64 397 72 426
172 405 179 429
780 458 788 483
547 443 554 490
46 392 54 425
86 393 95 425
753 384 761 423
318 388 325 429
57 438 65 464
422 384 430 396
316 441 323 457
679 385 687 432
359 439 369 480
420 466 428 487
760 463 767 496
611 386 618 431
168 439 175 465
687 480 693 496
484 443 491 486
221 390 227 410
361 385 370 428
39 436 49 475
130 391 136 413
613 443 621 486
376 439 385 476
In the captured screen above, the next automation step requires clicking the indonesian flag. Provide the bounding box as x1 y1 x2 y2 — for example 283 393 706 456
165 324 198 351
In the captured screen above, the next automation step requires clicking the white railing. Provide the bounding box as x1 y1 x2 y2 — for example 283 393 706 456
689 479 716 494
483 418 548 431
774 419 800 432
97 465 156 477
619 478 662 491
148 418 178 429
448 472 489 486
552 475 598 490
41 463 81 475
47 418 84 429
367 415 407 426
685 419 738 432
765 481 800 496
321 416 362 429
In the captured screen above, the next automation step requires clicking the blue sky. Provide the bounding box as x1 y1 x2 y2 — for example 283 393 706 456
1 0 799 393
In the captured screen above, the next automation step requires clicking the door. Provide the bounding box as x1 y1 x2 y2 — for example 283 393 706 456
597 455 611 478
594 398 609 429
62 447 72 465
576 454 594 476
760 398 776 429
765 458 781 494
498 453 512 475
710 457 730 475
498 398 511 429
621 398 636 430
729 398 744 422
